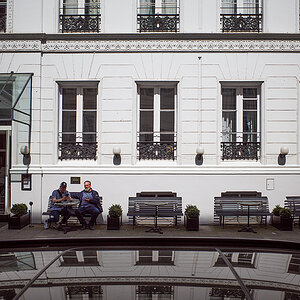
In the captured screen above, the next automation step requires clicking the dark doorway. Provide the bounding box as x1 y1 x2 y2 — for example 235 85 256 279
0 133 6 214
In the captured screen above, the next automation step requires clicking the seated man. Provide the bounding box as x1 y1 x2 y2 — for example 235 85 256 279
44 182 72 229
72 180 102 230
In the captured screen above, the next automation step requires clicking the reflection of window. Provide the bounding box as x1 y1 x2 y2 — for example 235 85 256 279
0 252 36 272
220 0 263 32
284 291 300 300
0 0 6 32
137 0 179 32
214 253 255 268
136 286 174 300
0 289 16 300
66 286 103 300
136 250 174 265
221 85 260 160
60 250 100 266
137 84 177 160
60 0 101 33
288 254 300 275
58 82 98 160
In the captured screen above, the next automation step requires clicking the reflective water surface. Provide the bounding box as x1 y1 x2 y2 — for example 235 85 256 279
0 248 300 300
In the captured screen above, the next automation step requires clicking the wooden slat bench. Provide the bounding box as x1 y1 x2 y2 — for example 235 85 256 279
284 196 300 228
214 196 271 228
127 196 183 228
42 196 103 226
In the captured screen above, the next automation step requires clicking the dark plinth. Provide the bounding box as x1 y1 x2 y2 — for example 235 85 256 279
8 213 30 229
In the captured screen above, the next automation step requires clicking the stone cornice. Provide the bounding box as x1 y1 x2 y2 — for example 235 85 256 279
0 38 300 53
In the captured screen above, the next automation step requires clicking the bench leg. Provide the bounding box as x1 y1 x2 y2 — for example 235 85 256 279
133 216 135 230
222 216 225 229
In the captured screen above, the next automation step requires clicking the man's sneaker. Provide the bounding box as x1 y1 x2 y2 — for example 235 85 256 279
44 219 49 229
80 224 87 230
88 225 95 230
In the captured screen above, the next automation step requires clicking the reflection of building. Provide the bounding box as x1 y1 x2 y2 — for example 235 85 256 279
0 250 300 299
0 0 300 223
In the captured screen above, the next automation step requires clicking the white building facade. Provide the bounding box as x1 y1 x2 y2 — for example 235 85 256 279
0 0 300 223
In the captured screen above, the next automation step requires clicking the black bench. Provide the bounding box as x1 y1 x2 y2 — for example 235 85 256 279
127 196 183 228
214 196 271 228
284 196 300 228
42 196 103 225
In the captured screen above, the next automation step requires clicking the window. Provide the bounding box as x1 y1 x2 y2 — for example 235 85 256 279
58 82 98 160
137 84 177 160
136 250 174 265
288 254 300 275
66 286 103 300
0 0 5 32
214 252 256 268
220 0 262 32
221 85 260 160
136 286 174 300
0 252 36 272
60 0 101 32
137 0 179 32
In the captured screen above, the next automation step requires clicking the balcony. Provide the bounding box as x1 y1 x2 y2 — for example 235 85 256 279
221 132 260 160
220 7 262 32
59 14 101 33
137 7 179 32
137 132 176 160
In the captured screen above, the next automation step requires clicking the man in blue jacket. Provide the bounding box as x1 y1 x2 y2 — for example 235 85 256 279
71 180 102 230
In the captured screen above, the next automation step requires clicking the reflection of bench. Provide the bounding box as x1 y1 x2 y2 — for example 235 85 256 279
214 196 271 228
127 196 183 228
42 196 103 225
284 196 300 228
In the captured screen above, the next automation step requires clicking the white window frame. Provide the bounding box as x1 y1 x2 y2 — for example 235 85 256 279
58 81 99 144
137 82 177 142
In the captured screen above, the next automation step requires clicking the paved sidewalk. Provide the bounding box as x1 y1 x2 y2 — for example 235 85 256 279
0 222 300 242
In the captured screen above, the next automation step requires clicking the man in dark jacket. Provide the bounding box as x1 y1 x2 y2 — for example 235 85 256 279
71 180 102 230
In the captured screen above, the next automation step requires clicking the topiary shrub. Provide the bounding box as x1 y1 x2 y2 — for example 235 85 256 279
10 203 28 216
185 205 200 218
108 204 123 218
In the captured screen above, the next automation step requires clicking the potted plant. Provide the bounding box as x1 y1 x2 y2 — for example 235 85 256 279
271 205 293 231
185 205 200 231
8 203 30 229
107 204 122 230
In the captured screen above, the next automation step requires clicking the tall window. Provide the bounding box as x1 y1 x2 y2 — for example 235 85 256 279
60 0 101 33
58 83 98 160
137 0 179 32
137 85 176 160
0 0 5 32
136 250 174 265
60 250 100 266
220 0 262 32
221 85 260 160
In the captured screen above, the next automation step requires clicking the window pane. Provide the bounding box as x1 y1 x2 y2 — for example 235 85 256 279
243 111 257 132
243 88 257 98
62 134 76 143
140 0 155 14
160 88 174 109
140 88 154 109
83 134 96 143
221 0 237 14
83 88 97 109
62 88 77 109
139 133 153 142
83 111 96 132
160 111 174 132
63 0 78 14
62 111 76 132
222 88 236 109
160 134 174 142
140 111 153 132
243 100 257 110
162 0 177 14
222 111 236 142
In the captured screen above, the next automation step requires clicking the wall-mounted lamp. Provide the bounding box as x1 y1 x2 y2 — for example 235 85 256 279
278 146 289 166
20 145 30 156
113 146 121 165
195 146 204 165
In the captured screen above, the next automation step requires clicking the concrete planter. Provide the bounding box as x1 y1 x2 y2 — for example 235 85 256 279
8 213 30 229
185 216 199 231
271 215 293 231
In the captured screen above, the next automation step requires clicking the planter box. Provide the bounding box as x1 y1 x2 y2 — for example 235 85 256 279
185 216 199 231
8 213 30 229
107 215 121 230
271 215 293 231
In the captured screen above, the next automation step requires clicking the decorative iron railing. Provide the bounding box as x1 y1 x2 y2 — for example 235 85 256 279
0 14 6 32
137 132 176 160
221 132 260 160
59 14 101 33
137 13 179 32
221 13 262 32
58 142 97 160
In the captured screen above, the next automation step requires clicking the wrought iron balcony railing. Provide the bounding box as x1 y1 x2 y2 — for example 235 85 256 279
58 141 97 160
59 14 101 33
0 14 6 32
221 13 262 32
221 132 260 160
137 7 179 32
137 132 176 160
